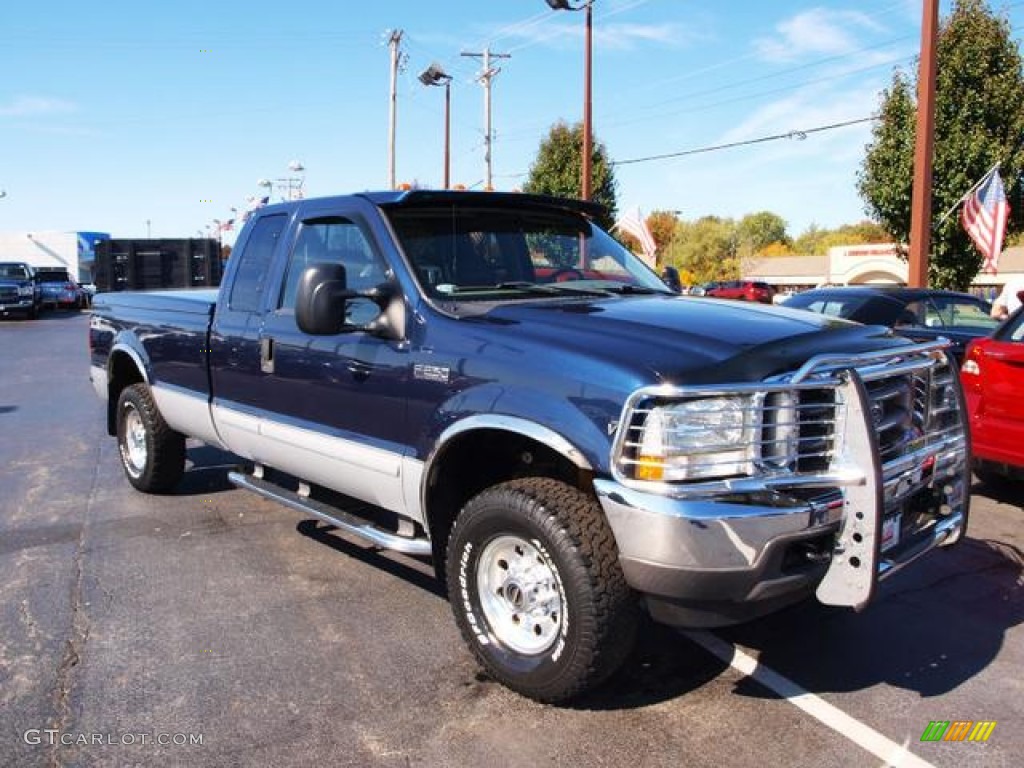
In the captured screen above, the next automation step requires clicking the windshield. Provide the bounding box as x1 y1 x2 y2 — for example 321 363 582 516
0 264 31 280
385 205 670 302
36 270 71 283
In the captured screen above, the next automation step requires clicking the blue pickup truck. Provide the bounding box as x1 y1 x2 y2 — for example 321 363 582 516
89 190 970 702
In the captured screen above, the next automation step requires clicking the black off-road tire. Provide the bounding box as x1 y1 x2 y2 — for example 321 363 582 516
116 383 186 493
446 477 639 703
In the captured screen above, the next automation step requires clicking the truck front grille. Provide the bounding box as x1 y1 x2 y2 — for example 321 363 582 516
611 342 967 499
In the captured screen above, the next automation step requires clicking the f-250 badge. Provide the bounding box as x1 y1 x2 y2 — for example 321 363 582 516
413 363 451 384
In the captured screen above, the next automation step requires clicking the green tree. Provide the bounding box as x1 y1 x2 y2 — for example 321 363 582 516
663 216 739 283
737 211 790 256
524 121 618 230
857 0 1024 289
793 220 892 254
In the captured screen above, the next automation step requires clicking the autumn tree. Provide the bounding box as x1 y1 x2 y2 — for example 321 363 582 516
524 121 618 230
857 0 1024 289
616 209 681 264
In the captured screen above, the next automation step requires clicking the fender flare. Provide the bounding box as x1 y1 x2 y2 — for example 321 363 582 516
418 413 595 526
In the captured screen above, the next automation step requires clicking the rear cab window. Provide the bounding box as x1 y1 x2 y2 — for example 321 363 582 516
229 214 288 312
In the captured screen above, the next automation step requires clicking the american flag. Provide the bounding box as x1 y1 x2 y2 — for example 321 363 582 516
961 166 1010 274
613 206 658 262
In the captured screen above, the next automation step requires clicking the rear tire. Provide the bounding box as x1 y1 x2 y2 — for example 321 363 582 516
446 477 639 703
116 383 186 493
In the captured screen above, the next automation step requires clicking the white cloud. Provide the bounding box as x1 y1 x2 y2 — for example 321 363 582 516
503 19 688 53
0 96 76 118
755 8 883 63
597 22 685 50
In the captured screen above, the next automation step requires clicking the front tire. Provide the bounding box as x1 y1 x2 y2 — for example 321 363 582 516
116 383 186 493
446 477 638 703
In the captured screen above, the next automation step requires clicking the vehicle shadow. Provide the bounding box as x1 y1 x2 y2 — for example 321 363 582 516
973 475 1024 505
176 444 242 495
295 519 445 598
572 618 731 710
712 536 1024 700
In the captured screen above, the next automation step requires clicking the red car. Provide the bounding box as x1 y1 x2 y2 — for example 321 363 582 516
960 302 1024 483
704 279 775 303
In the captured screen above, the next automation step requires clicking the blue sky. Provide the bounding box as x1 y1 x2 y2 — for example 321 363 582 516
2 0 1022 243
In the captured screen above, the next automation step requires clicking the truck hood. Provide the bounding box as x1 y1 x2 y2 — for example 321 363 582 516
475 295 909 384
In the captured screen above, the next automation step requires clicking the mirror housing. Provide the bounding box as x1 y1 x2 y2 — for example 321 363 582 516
661 265 682 293
295 263 406 339
296 263 352 335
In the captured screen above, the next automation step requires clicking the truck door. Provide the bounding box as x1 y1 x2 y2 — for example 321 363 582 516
209 212 290 458
246 203 411 511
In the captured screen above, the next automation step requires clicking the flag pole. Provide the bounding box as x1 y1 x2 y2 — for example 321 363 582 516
934 159 1002 228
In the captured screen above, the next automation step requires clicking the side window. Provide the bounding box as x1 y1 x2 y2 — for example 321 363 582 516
229 214 287 312
279 216 385 311
898 300 926 327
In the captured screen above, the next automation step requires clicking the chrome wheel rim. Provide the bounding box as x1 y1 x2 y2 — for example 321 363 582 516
477 535 563 655
121 404 147 477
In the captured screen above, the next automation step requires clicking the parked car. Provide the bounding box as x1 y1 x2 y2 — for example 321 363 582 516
34 267 86 310
0 261 42 319
782 285 1000 363
961 301 1024 483
704 279 775 303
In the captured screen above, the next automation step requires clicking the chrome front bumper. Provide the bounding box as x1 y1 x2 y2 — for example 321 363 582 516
596 344 971 628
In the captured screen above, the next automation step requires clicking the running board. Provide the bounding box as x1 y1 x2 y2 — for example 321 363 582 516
227 470 432 556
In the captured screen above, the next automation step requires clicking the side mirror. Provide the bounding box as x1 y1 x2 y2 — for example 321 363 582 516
296 263 351 335
661 265 682 293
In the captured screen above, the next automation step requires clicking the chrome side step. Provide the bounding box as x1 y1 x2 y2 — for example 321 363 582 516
227 470 432 556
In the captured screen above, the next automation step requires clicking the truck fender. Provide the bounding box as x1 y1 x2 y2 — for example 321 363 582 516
109 331 153 386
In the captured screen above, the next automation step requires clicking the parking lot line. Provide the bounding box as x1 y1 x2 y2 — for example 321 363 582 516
682 630 936 768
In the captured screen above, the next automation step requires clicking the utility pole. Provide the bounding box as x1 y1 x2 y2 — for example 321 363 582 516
462 48 511 190
387 29 404 190
908 0 938 288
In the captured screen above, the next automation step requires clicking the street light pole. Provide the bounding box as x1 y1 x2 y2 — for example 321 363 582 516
546 0 595 200
419 64 454 189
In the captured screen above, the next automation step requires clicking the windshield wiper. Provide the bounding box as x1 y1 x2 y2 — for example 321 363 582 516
493 281 610 297
598 284 666 295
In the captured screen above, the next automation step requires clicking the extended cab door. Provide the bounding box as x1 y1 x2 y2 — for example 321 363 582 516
234 201 412 512
210 211 290 457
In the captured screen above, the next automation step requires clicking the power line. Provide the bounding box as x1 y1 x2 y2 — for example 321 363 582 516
612 116 878 166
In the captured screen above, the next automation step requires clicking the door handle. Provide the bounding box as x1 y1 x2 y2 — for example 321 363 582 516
260 337 274 374
346 360 372 379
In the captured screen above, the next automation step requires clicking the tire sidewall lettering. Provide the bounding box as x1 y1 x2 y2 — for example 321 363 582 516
458 517 574 675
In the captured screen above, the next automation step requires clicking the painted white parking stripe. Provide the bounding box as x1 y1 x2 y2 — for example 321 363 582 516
682 630 936 768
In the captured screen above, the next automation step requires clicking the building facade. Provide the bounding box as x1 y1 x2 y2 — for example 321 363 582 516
746 244 1024 299
0 231 109 283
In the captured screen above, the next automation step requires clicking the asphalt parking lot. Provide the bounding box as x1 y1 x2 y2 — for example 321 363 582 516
1 312 1022 768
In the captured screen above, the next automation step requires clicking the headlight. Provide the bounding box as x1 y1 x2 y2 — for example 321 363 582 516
17 286 33 297
634 396 756 482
